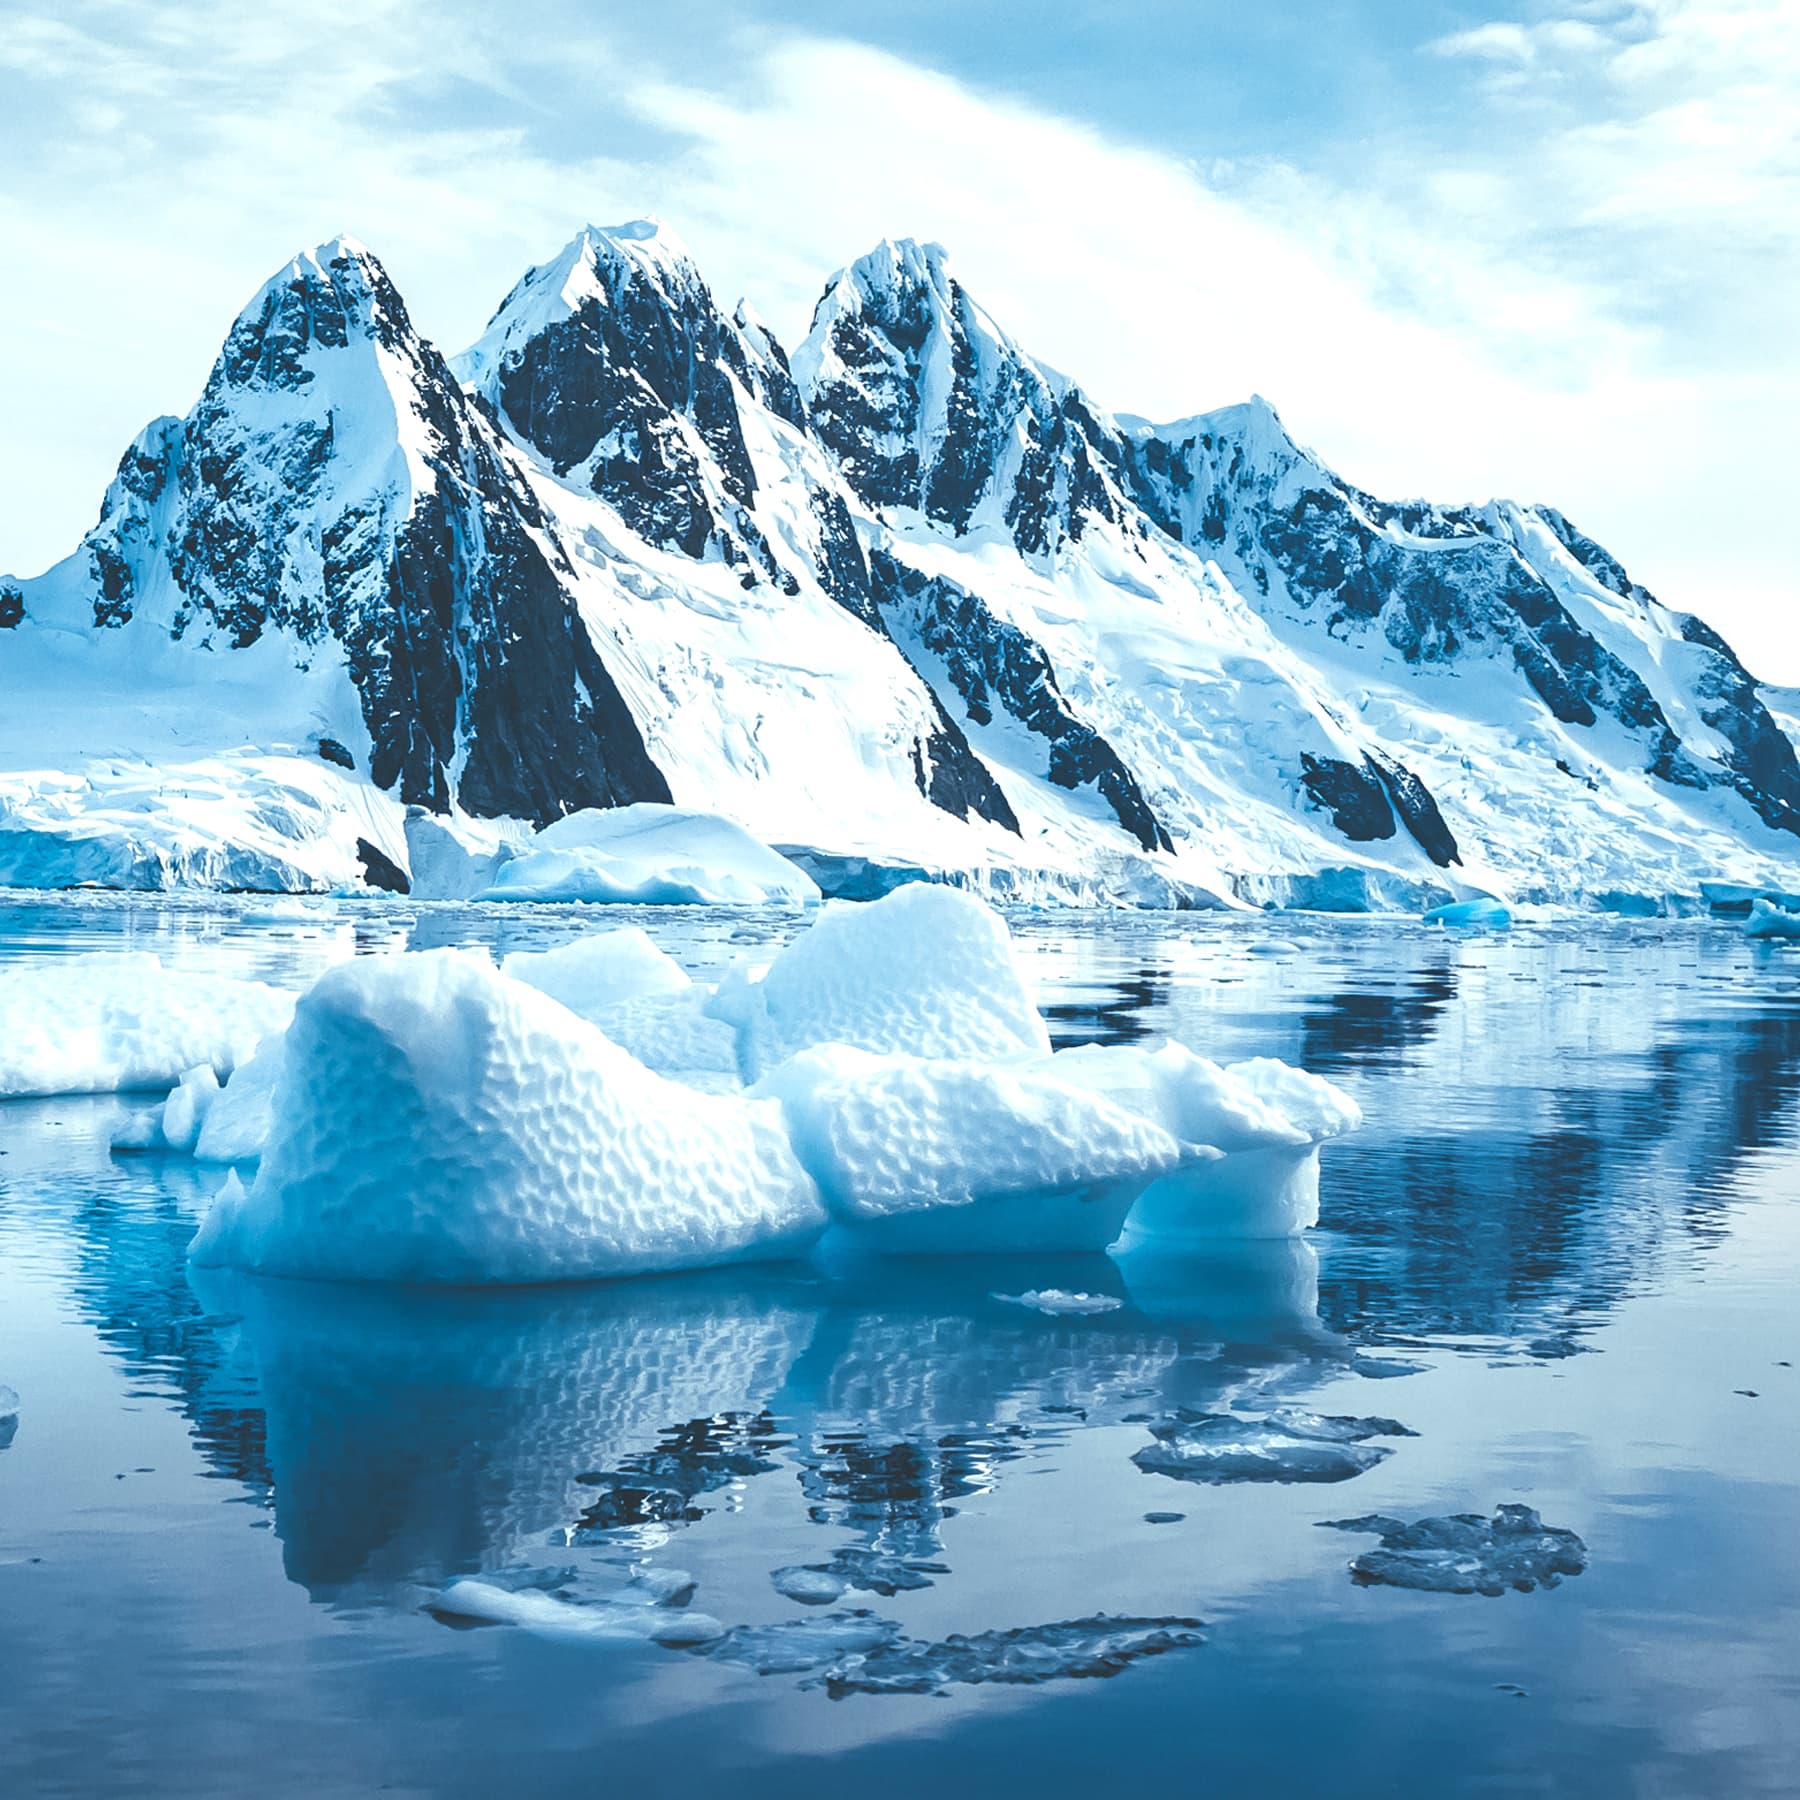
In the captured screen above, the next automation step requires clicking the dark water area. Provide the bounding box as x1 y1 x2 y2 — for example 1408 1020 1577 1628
1 895 1797 1797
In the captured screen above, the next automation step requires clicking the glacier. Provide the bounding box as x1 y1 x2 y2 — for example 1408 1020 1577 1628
2 220 1798 910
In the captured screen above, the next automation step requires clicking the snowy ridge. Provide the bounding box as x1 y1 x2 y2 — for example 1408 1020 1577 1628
2 225 1798 908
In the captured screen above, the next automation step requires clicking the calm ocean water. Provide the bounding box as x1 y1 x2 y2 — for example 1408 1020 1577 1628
2 894 1797 1798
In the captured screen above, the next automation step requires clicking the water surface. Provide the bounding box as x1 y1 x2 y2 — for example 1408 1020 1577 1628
2 896 1797 1797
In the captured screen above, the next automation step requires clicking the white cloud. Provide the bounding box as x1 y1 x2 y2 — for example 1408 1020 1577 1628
1 2 1795 675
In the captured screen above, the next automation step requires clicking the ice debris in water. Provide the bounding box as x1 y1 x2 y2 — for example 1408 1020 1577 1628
714 883 1051 1079
1320 1505 1588 1596
1743 899 1800 940
188 951 827 1283
702 1611 1206 1695
568 1413 790 1538
755 1044 1180 1254
770 1547 945 1605
1423 896 1512 929
1351 1355 1430 1380
0 1384 19 1451
993 1289 1123 1316
480 804 820 906
1134 1409 1416 1485
0 953 292 1098
434 1573 724 1645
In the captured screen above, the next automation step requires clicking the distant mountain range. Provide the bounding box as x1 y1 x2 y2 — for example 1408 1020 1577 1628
4 218 1797 908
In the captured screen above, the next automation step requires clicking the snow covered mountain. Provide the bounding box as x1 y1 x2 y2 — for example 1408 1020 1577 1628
3 221 1797 908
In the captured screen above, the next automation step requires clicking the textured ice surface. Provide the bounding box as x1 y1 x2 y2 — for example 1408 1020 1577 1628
993 1289 1124 1316
1133 1409 1415 1484
188 951 828 1282
0 953 293 1098
434 1577 725 1645
757 1044 1179 1253
716 884 1051 1080
1424 897 1513 929
770 1566 849 1605
1744 899 1800 940
1052 1042 1359 1244
481 805 819 906
585 990 745 1093
1321 1505 1589 1595
500 927 691 1020
703 1610 1205 1694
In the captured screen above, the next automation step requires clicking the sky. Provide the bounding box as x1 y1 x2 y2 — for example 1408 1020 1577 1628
3 0 1796 674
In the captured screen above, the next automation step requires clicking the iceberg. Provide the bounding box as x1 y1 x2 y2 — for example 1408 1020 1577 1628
1319 1504 1588 1595
714 882 1051 1079
479 804 820 906
755 1044 1180 1254
0 953 294 1099
1743 898 1800 940
189 950 828 1283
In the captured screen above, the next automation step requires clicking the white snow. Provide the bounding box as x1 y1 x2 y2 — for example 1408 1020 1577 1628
0 954 294 1098
188 950 827 1283
714 883 1050 1080
480 806 820 907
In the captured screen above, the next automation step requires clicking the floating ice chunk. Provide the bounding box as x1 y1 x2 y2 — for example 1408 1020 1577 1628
1424 897 1512 929
1320 1505 1588 1595
755 1044 1180 1254
109 1108 165 1151
715 885 1050 1080
1054 1044 1360 1246
434 1578 724 1646
771 1567 849 1606
1351 1355 1430 1380
704 1610 902 1675
993 1290 1124 1316
0 1384 18 1451
0 953 294 1098
1133 1409 1413 1484
403 808 528 901
808 1614 1206 1696
481 805 819 906
188 951 827 1283
500 928 691 1020
1744 899 1800 940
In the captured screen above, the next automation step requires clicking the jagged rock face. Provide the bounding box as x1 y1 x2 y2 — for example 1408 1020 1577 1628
873 552 1166 852
66 239 669 824
795 241 1135 557
461 224 876 617
1124 404 1800 835
1299 754 1460 868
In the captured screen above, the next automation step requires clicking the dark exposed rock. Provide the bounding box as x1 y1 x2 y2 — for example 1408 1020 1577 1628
1300 754 1396 843
874 550 1167 850
315 737 355 771
0 584 22 629
354 837 408 894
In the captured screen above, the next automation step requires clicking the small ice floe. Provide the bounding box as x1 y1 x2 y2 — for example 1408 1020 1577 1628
0 1384 19 1451
1350 1355 1430 1380
1743 899 1800 940
1133 1409 1416 1485
1319 1504 1588 1595
770 1547 945 1605
701 1610 1205 1694
0 953 292 1099
479 804 819 907
1423 897 1512 929
433 1571 723 1645
992 1289 1124 1316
